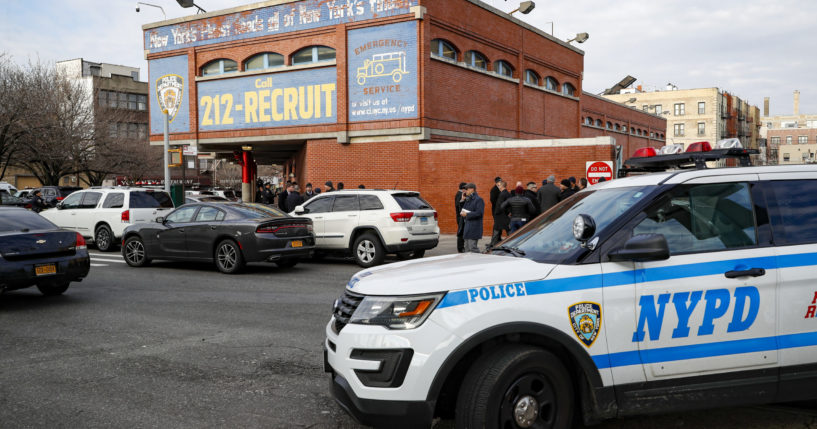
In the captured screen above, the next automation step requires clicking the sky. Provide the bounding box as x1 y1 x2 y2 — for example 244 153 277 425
0 0 813 116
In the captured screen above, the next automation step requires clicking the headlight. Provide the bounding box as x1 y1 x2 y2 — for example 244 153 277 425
349 294 444 329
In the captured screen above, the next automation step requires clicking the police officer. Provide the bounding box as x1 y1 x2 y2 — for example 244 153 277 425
30 190 47 213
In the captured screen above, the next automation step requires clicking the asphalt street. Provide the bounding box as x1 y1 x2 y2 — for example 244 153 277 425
1 236 815 428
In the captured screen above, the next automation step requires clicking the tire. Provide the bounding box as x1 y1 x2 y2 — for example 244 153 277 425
275 258 298 269
215 239 245 274
412 249 425 259
455 345 574 429
352 232 384 268
37 282 69 296
392 70 403 83
95 224 114 252
123 236 150 267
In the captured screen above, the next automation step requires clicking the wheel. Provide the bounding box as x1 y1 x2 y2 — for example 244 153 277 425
455 345 574 429
37 282 69 296
95 224 114 252
412 249 425 259
275 258 298 269
123 236 150 267
215 239 245 274
352 233 384 268
357 75 366 85
374 63 385 74
392 70 403 83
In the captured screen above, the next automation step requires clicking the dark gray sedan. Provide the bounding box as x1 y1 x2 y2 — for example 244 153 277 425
121 203 314 274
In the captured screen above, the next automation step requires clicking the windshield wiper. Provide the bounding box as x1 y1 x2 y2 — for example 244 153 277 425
492 245 526 257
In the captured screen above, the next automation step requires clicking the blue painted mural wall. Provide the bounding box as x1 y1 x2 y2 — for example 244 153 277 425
149 55 191 134
196 67 337 131
347 20 418 122
144 0 418 54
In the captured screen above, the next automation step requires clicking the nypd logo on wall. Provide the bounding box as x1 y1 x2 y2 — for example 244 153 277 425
156 74 184 122
568 302 602 347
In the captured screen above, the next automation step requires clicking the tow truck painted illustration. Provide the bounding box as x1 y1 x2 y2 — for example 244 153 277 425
356 51 409 85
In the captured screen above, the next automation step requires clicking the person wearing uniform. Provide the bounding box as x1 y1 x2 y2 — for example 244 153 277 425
30 190 47 213
460 183 484 253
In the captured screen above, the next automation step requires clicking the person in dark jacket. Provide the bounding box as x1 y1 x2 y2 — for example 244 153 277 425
501 186 536 232
255 185 265 203
455 182 466 253
580 177 588 190
30 190 47 213
489 176 501 220
303 183 316 201
524 182 541 217
460 183 484 253
559 179 576 201
490 180 510 248
324 181 335 192
284 184 304 212
569 176 580 192
537 175 560 213
337 182 344 191
277 183 289 211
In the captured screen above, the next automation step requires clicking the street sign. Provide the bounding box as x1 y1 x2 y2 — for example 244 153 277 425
168 148 182 167
586 161 613 185
183 145 198 156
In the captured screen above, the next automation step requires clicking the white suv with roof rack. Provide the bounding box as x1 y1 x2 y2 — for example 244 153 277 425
291 189 439 267
40 187 175 252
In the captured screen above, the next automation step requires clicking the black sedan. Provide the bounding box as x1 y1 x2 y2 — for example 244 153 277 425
121 203 315 274
0 207 91 295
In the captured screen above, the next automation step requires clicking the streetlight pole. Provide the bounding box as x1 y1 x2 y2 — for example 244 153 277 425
163 110 170 194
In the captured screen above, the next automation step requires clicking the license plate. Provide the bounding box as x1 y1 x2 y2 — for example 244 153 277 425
420 217 428 224
35 264 57 276
291 240 303 248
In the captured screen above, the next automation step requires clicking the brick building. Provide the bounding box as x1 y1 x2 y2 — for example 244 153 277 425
143 0 664 233
761 91 817 165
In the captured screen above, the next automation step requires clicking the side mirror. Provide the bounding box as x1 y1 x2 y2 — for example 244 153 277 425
155 216 165 224
608 234 670 262
294 205 305 214
56 201 64 210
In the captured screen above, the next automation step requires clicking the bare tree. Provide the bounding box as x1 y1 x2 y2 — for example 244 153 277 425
0 54 30 181
14 61 94 186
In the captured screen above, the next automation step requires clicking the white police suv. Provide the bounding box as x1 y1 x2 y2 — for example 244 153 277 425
324 152 817 428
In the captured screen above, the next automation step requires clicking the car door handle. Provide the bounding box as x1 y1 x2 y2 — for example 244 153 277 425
724 268 765 278
314 216 323 219
348 214 357 217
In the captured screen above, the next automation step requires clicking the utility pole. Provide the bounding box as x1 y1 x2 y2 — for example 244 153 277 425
163 110 170 194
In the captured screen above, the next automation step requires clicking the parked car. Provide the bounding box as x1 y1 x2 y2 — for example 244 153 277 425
184 195 229 204
0 207 90 295
14 189 33 199
0 182 18 195
211 188 240 201
39 187 175 252
0 190 28 208
31 186 82 207
291 189 439 267
121 202 315 274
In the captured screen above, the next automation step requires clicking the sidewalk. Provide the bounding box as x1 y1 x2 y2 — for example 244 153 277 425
425 234 492 257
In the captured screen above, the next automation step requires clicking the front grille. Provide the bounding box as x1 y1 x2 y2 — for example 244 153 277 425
333 290 364 333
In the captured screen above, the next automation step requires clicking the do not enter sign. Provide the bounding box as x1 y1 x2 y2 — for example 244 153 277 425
586 161 613 185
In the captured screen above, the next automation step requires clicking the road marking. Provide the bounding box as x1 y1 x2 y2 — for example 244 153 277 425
90 257 126 264
90 263 109 267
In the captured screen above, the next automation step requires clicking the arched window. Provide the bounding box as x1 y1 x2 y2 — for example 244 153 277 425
606 121 613 130
465 50 487 70
595 119 603 127
631 127 636 134
585 117 593 125
562 82 576 97
244 52 284 71
292 46 335 65
614 124 621 131
430 39 457 60
202 59 238 76
545 76 559 91
494 60 513 78
637 129 643 136
524 70 540 85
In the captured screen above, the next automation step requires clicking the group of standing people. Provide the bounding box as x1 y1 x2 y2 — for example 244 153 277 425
255 180 364 212
455 175 591 253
